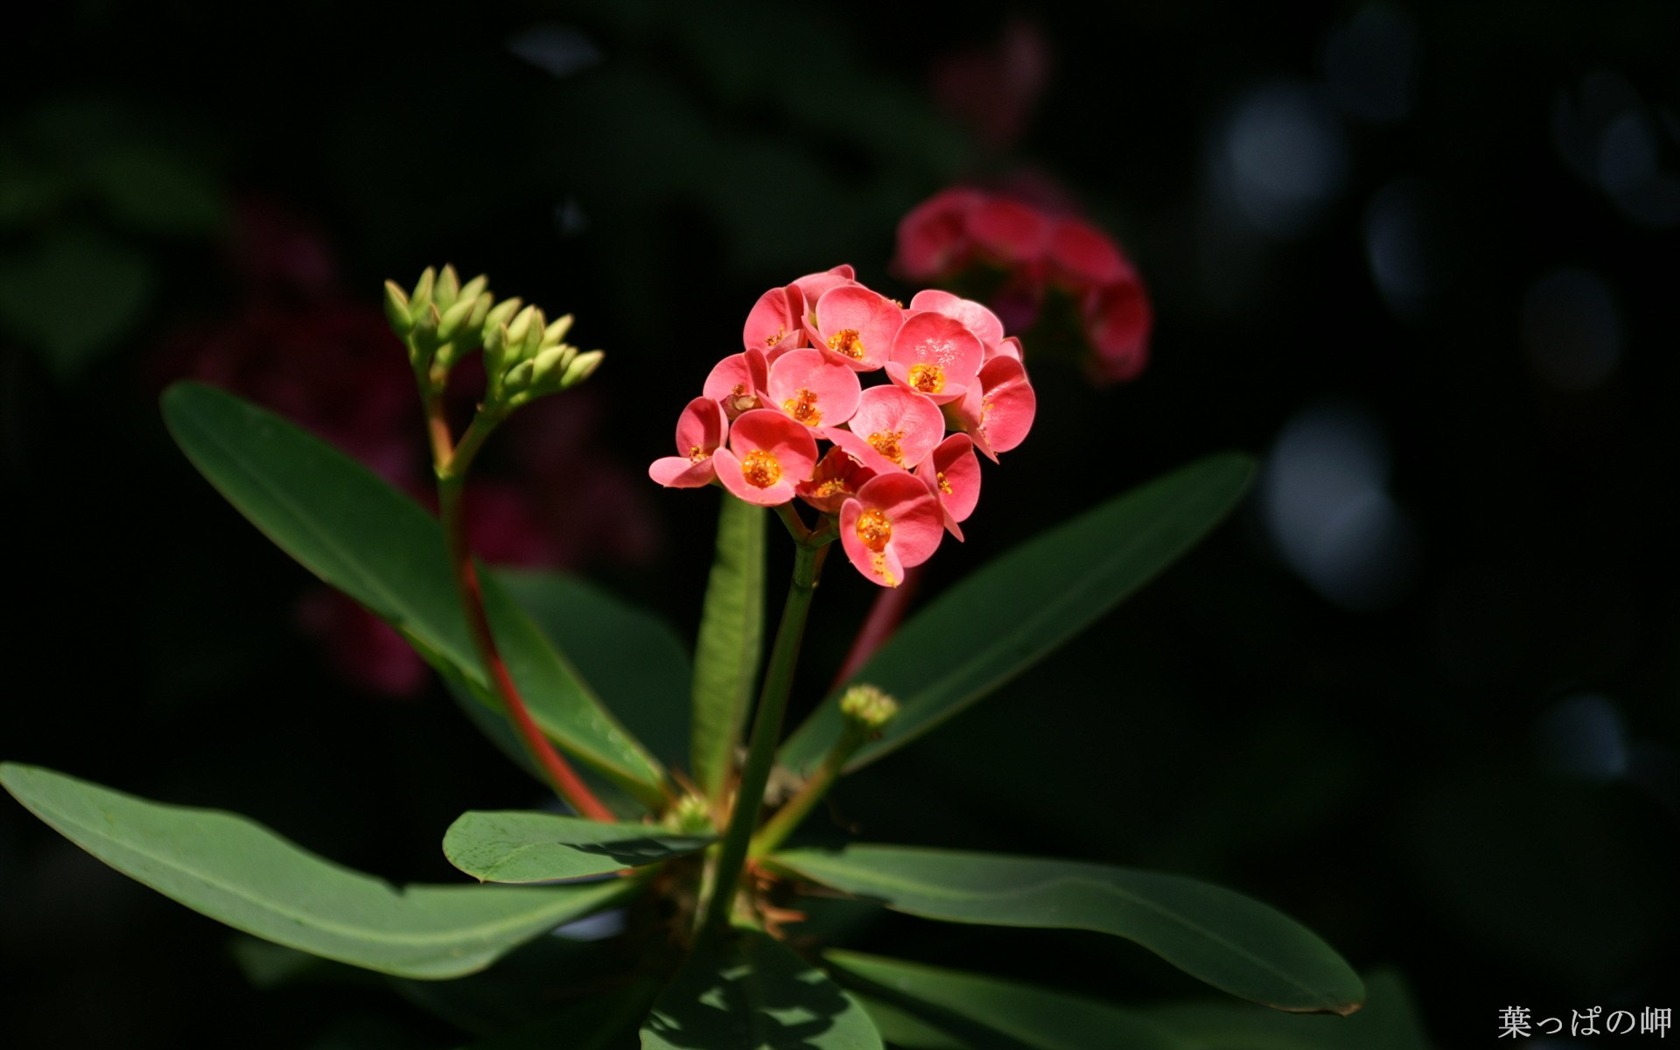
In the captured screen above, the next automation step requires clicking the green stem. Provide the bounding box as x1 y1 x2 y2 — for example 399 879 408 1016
702 537 827 933
748 723 863 859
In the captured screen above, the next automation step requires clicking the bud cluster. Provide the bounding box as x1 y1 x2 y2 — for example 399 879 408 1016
649 265 1037 588
383 265 603 409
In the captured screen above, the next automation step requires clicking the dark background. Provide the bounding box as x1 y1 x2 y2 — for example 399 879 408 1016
3 1 1677 1046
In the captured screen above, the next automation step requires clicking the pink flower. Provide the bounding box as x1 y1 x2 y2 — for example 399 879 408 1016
890 187 1152 385
743 285 805 359
1083 274 1153 384
895 187 985 282
767 348 862 429
712 409 819 507
839 473 945 588
704 349 770 419
827 384 945 471
887 310 985 405
948 355 1036 460
649 396 730 488
916 433 981 540
796 446 877 514
810 285 903 371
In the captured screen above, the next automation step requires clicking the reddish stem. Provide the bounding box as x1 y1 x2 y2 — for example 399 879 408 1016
428 392 615 822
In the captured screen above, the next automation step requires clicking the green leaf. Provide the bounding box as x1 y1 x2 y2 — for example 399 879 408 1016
827 950 1187 1050
642 928 883 1049
778 455 1255 777
0 764 637 979
498 569 692 770
1142 970 1430 1050
444 810 713 883
159 382 666 804
767 846 1363 1016
689 495 766 798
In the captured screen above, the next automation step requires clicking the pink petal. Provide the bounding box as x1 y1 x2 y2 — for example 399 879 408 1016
715 409 818 506
796 446 878 514
908 289 1006 355
966 196 1050 265
766 348 861 429
893 188 984 280
650 456 717 488
844 385 946 468
916 433 982 537
975 356 1036 454
811 285 903 371
742 285 805 357
886 311 983 405
1047 218 1128 289
1083 278 1152 384
704 349 770 418
674 395 728 455
839 473 944 588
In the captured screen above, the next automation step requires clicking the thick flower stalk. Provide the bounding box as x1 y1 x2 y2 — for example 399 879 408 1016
649 265 1038 587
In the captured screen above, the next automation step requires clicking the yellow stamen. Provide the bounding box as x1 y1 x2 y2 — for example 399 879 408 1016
688 445 709 463
908 363 945 394
856 508 893 552
936 471 952 495
827 328 864 359
782 388 822 426
867 430 905 464
741 450 782 488
764 325 786 348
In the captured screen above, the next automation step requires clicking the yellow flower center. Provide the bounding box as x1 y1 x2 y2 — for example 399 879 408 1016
687 445 709 463
856 508 893 552
782 389 822 426
827 328 864 359
741 450 782 488
867 430 905 464
936 470 952 495
908 363 945 394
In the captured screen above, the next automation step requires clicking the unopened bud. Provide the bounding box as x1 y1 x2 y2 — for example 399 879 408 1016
504 305 541 357
664 794 714 836
458 273 489 304
410 267 437 316
434 264 461 309
543 313 575 346
560 349 604 388
436 296 477 343
383 281 412 336
529 343 577 387
839 684 899 735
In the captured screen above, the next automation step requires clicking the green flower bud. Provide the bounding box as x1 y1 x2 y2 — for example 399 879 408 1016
543 313 575 347
839 684 899 735
409 267 437 317
458 273 489 305
433 264 461 309
559 349 604 389
528 343 577 387
383 280 413 336
504 305 541 357
436 296 477 343
664 794 714 836
481 297 523 343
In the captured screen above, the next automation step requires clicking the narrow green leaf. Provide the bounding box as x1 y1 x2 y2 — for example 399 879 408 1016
444 810 713 883
768 846 1363 1016
690 495 766 798
827 950 1187 1050
498 569 692 770
160 381 666 804
778 455 1255 777
0 764 636 979
1142 970 1430 1050
642 928 883 1049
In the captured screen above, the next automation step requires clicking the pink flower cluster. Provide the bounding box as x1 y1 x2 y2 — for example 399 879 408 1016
894 187 1152 384
650 265 1036 588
